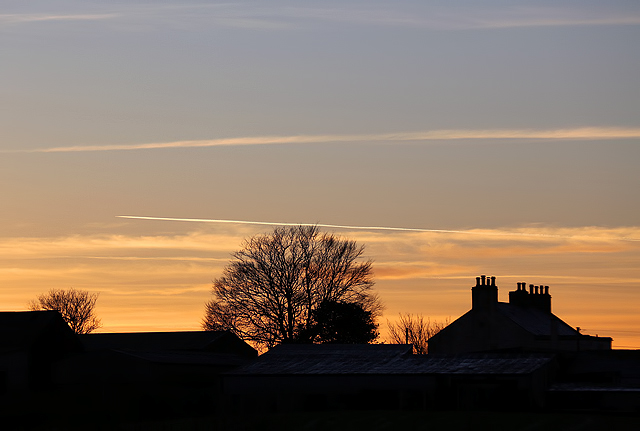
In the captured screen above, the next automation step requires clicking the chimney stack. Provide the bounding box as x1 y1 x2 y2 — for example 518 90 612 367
472 274 498 312
509 280 552 313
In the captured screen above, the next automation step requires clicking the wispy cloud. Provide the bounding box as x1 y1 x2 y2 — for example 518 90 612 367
476 15 640 29
15 127 640 153
125 4 640 31
432 6 640 30
279 5 640 30
0 13 118 24
3 3 639 31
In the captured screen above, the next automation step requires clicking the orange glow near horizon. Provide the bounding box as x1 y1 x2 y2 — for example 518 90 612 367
1 225 639 348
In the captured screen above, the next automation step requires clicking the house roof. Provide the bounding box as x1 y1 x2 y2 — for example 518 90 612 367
227 344 552 376
496 303 578 337
0 311 79 353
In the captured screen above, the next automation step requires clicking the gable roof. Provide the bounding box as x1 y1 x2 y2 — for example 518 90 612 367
496 303 578 337
0 311 80 353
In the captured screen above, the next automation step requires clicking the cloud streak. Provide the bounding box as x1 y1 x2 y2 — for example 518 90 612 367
4 4 639 31
438 6 640 30
16 127 640 153
280 5 640 30
117 216 640 242
0 13 118 24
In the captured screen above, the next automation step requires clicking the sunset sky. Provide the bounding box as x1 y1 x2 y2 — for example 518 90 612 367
2 1 640 347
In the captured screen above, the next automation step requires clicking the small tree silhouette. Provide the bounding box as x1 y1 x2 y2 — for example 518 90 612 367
305 300 379 344
29 288 101 334
387 314 449 354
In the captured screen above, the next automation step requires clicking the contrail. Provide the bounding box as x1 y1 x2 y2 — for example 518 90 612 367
14 127 640 153
116 215 640 242
118 215 468 234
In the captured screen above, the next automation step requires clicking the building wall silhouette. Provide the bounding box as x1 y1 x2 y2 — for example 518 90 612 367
428 275 612 354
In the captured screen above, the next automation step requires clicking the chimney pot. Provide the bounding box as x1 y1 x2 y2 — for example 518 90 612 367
481 275 486 286
535 285 539 294
544 286 549 295
491 276 496 286
476 277 481 286
529 284 534 294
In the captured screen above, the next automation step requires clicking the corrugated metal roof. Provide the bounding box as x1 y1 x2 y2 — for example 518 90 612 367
228 345 552 376
400 354 553 375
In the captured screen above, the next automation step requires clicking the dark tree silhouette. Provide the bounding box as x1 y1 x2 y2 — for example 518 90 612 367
28 288 102 334
387 313 449 354
202 225 381 350
305 300 379 344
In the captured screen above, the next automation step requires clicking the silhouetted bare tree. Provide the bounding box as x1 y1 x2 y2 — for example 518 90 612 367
387 314 449 354
28 288 101 334
203 225 381 350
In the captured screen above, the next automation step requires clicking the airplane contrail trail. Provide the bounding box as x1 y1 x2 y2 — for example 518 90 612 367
118 215 469 234
116 215 640 242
